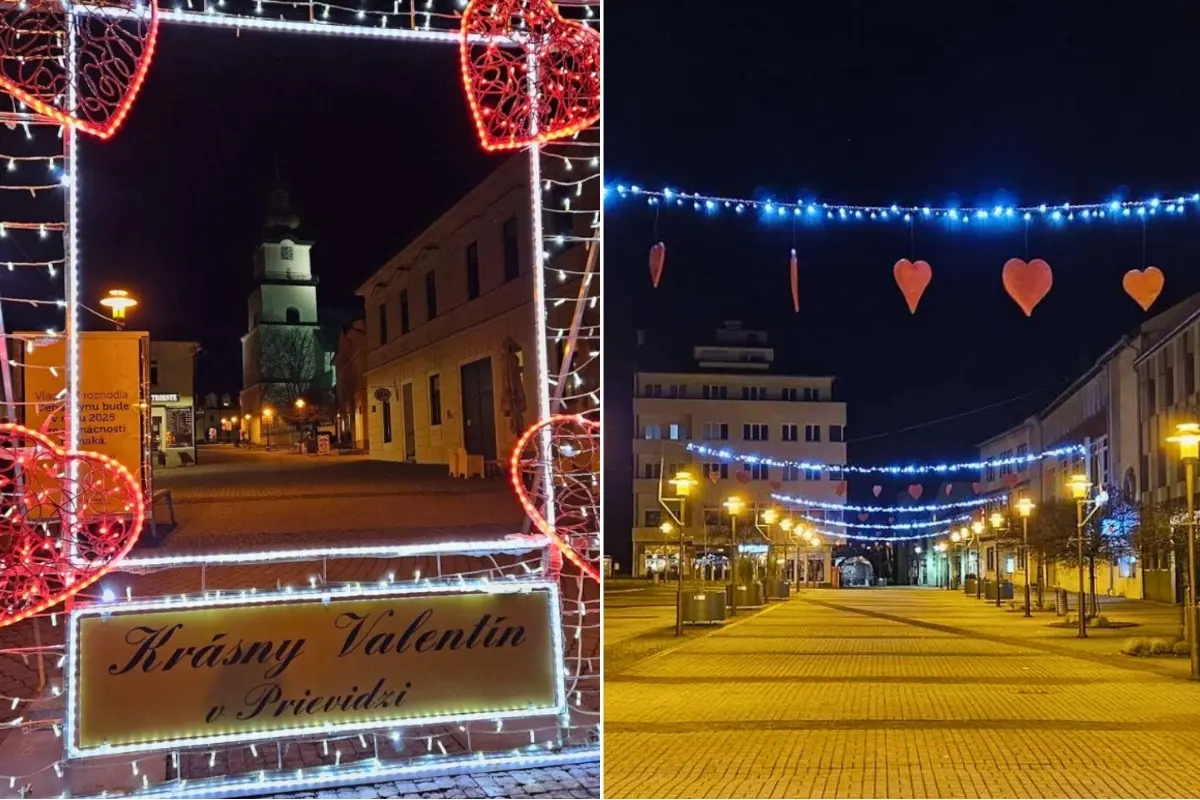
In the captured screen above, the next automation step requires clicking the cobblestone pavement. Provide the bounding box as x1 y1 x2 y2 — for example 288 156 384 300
604 586 1200 798
268 762 600 799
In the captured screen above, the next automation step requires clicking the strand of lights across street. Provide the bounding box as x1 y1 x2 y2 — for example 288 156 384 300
771 493 1008 514
605 183 1200 225
686 442 1086 475
798 526 959 544
790 512 973 531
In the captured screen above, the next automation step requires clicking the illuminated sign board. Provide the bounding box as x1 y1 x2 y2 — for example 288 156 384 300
67 582 564 755
150 393 180 403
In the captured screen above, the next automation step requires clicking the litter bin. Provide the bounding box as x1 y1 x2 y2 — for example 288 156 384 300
726 582 765 608
1055 588 1069 615
763 579 791 601
680 590 727 625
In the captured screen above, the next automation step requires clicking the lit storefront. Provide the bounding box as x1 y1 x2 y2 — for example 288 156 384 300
149 341 199 468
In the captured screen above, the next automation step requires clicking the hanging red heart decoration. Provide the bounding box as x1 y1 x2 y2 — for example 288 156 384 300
510 413 599 583
789 249 800 313
0 424 145 628
872 485 883 497
0 0 159 140
834 481 847 497
858 513 870 522
649 242 666 288
1123 267 1165 312
972 482 982 495
1002 473 1020 489
893 259 933 314
1002 258 1054 317
908 484 923 500
734 470 751 484
944 484 953 497
708 471 720 485
459 0 601 152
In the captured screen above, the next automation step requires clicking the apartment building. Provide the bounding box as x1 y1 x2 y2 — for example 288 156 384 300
632 322 846 582
357 152 595 468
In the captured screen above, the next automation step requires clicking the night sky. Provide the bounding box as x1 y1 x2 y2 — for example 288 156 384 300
604 1 1200 565
77 27 497 392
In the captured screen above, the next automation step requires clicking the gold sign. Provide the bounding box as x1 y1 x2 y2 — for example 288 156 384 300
73 587 561 751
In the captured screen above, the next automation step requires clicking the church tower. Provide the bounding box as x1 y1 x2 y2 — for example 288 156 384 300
240 176 322 445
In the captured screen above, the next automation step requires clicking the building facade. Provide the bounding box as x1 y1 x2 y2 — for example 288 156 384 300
240 180 324 446
632 322 845 582
197 392 241 443
333 321 369 449
357 153 595 469
150 341 199 468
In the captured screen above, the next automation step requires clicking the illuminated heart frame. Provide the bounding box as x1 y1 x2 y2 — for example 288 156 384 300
509 413 599 583
459 0 601 152
0 423 144 627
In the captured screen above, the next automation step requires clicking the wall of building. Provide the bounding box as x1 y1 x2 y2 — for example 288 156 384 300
149 341 197 468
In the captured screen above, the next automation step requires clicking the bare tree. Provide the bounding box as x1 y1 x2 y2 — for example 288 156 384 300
261 328 318 405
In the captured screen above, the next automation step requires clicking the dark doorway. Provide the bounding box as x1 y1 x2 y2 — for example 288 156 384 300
460 357 496 461
401 382 416 462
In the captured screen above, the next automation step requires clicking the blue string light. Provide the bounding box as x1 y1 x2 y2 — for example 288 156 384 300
687 442 1085 475
771 492 1008 514
605 183 1200 226
790 511 973 530
804 526 956 543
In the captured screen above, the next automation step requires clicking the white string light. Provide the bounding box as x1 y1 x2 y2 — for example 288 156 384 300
687 442 1086 475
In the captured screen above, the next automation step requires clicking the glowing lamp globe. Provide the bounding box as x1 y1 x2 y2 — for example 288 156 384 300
1067 474 1092 500
722 496 745 517
1169 422 1200 462
98 289 137 320
761 508 779 526
1017 497 1035 518
780 518 794 533
669 470 697 497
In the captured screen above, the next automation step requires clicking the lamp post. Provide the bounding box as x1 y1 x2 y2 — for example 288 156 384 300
949 531 962 590
1017 497 1035 618
970 519 984 598
262 406 275 450
666 470 697 636
1168 422 1200 680
780 517 795 584
1067 474 1092 638
990 511 1006 607
724 495 745 616
98 289 138 321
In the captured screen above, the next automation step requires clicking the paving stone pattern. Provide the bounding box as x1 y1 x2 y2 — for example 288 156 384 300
267 763 601 799
605 587 1200 799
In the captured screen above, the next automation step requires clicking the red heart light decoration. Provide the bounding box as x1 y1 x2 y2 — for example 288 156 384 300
0 0 158 140
893 259 933 314
872 485 882 497
972 482 982 495
908 484 923 501
1002 258 1053 317
944 485 953 497
734 470 751 485
1003 473 1020 489
0 424 144 628
459 0 600 152
1123 267 1165 312
857 513 869 522
834 481 847 497
649 242 666 288
510 414 599 583
789 249 800 313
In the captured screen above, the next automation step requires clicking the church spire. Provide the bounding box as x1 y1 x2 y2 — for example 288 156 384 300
265 160 300 235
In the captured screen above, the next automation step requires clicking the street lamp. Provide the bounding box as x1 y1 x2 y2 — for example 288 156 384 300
949 530 962 591
295 397 306 409
972 519 985 598
666 469 696 636
1168 421 1200 680
1016 497 1035 618
98 289 137 321
262 406 275 450
780 517 795 584
724 495 745 616
989 511 1006 607
1067 473 1092 638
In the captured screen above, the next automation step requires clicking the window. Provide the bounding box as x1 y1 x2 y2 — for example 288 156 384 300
782 424 798 442
743 423 768 441
804 468 821 481
502 217 520 281
701 422 729 441
702 385 728 400
1165 362 1176 406
1188 353 1197 398
643 383 663 398
466 242 481 300
1146 375 1157 413
1016 443 1029 473
644 424 662 440
643 462 662 480
425 271 438 320
986 547 995 572
804 424 821 442
999 449 1014 477
742 386 767 400
782 387 799 402
381 400 393 443
280 245 294 261
985 463 996 482
783 465 801 482
1140 453 1150 494
400 289 410 334
377 303 388 345
803 387 823 401
749 463 769 480
644 509 662 528
668 423 683 440
285 306 300 324
1157 447 1168 488
830 425 845 443
429 374 442 425
667 384 687 398
150 360 158 386
703 462 728 480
